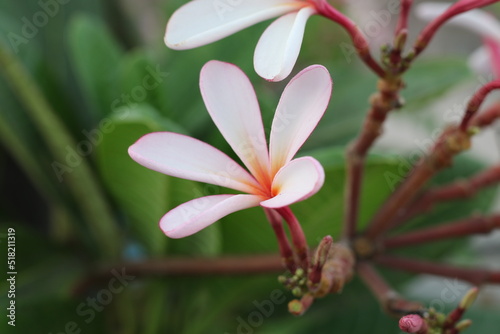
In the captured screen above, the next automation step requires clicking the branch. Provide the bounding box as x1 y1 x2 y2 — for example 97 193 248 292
73 254 283 295
395 0 413 36
344 76 404 239
460 80 500 130
383 214 500 249
413 0 500 57
391 165 500 225
316 0 386 77
364 126 472 240
357 262 423 316
375 255 500 285
471 102 500 128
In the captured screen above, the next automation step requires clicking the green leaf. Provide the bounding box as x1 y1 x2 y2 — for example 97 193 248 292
404 57 473 111
95 105 175 256
67 14 123 118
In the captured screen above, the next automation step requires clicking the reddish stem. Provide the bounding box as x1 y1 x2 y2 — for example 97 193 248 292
364 127 472 240
395 0 413 36
276 207 310 270
391 165 500 225
344 76 404 239
265 208 297 272
471 102 500 128
357 262 423 316
460 80 500 130
375 255 500 285
73 254 283 295
383 215 500 249
413 0 500 57
316 0 386 77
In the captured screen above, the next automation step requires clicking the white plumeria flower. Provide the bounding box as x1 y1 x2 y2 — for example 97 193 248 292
416 2 500 77
128 61 332 238
165 0 327 81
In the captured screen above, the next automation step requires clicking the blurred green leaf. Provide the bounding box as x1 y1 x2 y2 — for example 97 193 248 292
95 105 173 256
404 58 473 111
67 14 123 118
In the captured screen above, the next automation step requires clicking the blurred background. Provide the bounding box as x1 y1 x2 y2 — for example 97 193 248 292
0 0 499 333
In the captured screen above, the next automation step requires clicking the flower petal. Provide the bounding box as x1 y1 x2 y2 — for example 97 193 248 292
128 132 260 193
160 194 262 238
254 6 316 81
269 65 332 175
468 46 491 75
260 157 325 208
485 37 500 78
416 3 500 40
200 60 271 185
165 0 306 50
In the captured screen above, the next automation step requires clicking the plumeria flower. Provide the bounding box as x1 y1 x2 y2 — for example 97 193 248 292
165 0 336 81
416 2 500 78
128 61 332 238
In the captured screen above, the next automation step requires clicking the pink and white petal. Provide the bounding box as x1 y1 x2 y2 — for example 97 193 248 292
200 61 270 184
416 3 500 40
260 157 325 208
485 37 500 78
468 46 491 75
165 0 306 50
160 194 262 238
269 65 332 175
254 6 316 81
128 132 261 193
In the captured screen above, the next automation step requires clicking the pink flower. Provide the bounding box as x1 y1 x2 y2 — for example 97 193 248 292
416 2 500 78
165 0 330 81
128 61 332 238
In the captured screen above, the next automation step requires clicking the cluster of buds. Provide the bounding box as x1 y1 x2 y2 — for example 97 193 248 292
278 236 355 316
399 288 478 334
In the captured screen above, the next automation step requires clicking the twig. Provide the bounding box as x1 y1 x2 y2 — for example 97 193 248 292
357 262 423 316
375 255 500 285
364 126 472 240
316 0 386 77
471 102 500 128
344 76 404 239
460 80 500 130
391 165 500 226
73 254 283 295
395 0 413 36
383 214 500 249
413 0 500 57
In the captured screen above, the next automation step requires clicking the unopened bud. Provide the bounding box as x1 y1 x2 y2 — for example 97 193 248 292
459 287 478 310
288 294 314 316
313 236 333 268
394 29 408 51
292 287 303 297
399 314 426 333
455 319 472 331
